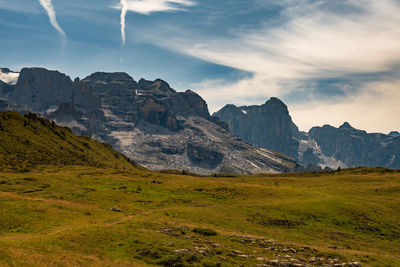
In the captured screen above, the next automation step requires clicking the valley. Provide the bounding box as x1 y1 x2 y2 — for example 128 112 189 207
0 167 399 266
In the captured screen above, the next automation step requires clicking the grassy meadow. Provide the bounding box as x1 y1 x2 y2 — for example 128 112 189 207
0 167 399 266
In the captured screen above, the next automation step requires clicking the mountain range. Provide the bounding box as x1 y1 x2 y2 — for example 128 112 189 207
0 67 296 174
1 67 398 173
214 98 400 169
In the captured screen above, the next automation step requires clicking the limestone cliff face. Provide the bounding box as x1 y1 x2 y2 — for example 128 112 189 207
309 123 400 169
215 100 400 170
10 68 75 111
0 67 296 174
214 97 301 159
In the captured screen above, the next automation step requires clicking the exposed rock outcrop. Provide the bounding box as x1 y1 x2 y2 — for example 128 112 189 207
215 100 400 169
309 122 400 169
214 98 302 159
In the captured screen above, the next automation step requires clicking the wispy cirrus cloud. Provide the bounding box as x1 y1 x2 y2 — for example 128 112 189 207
38 0 66 38
118 0 195 46
120 0 128 46
131 0 400 132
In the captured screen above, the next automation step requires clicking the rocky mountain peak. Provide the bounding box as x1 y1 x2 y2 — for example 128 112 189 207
9 68 74 112
214 97 301 159
0 68 11 73
179 90 210 119
82 72 136 84
340 122 353 129
266 97 286 107
0 66 298 174
138 78 153 87
20 67 71 80
220 104 241 112
260 97 290 115
139 78 176 95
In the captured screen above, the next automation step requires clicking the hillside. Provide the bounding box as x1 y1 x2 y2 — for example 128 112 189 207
0 167 399 266
0 112 138 172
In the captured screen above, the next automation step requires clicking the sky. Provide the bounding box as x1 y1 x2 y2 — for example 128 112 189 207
0 0 399 133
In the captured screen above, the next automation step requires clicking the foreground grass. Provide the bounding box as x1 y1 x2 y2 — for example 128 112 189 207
0 167 399 266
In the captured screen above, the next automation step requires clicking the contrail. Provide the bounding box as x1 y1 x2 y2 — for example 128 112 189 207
120 0 128 46
38 0 66 38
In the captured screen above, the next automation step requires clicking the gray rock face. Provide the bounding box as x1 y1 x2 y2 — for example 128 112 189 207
389 131 400 137
0 99 8 110
214 100 400 169
214 98 302 159
0 68 18 99
0 80 14 99
309 122 400 169
1 67 296 174
10 68 74 111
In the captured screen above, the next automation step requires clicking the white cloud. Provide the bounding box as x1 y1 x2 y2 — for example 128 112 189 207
120 0 128 46
123 0 195 15
0 1 40 13
182 0 400 80
290 79 400 133
118 0 195 46
38 0 66 38
0 69 19 85
136 0 400 133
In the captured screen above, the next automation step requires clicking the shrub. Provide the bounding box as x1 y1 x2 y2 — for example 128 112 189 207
192 228 217 236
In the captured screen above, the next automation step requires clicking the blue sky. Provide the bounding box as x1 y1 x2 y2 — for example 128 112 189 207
0 0 400 133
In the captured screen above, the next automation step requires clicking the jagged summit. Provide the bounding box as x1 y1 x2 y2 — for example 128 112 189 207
0 67 12 73
216 99 400 170
265 97 287 109
340 122 353 129
83 72 136 83
213 97 301 159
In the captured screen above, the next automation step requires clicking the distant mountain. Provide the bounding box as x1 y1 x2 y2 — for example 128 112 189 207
0 111 138 172
0 67 296 174
214 97 303 159
309 123 400 169
214 98 400 169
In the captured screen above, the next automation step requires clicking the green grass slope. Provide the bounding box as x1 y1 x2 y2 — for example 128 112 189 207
0 112 138 172
0 167 399 266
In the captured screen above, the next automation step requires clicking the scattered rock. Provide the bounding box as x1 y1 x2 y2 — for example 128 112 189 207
110 207 121 212
198 250 207 256
151 180 163 184
174 249 189 254
269 259 280 266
